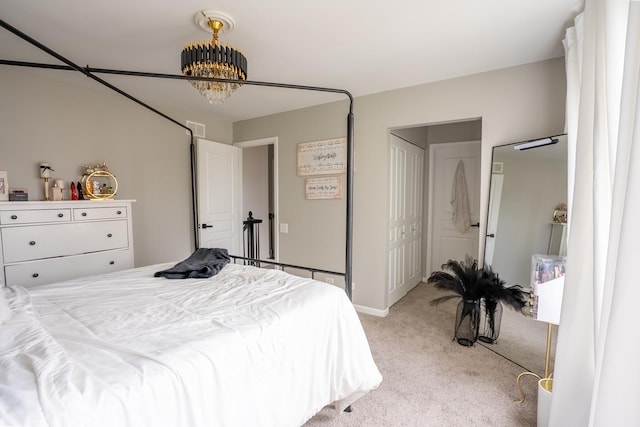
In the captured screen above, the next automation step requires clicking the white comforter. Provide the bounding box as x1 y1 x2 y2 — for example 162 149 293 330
0 263 382 427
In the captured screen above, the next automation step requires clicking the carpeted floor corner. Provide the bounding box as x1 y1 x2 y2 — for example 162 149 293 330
305 283 548 426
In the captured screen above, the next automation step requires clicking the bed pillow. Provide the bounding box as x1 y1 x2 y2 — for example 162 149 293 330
0 287 11 326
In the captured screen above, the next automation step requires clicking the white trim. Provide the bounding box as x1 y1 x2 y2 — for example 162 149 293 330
427 145 435 276
354 304 389 317
234 137 279 262
234 137 277 149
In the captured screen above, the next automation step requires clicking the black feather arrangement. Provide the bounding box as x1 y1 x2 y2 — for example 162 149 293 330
428 255 527 342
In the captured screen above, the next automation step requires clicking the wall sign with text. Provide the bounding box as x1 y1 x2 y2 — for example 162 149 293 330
305 176 343 200
297 137 347 176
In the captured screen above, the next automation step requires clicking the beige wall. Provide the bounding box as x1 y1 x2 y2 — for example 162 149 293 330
234 58 567 312
234 102 350 277
391 127 428 147
427 120 482 144
0 66 233 266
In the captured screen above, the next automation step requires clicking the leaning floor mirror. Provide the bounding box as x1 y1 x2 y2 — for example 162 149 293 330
480 134 567 378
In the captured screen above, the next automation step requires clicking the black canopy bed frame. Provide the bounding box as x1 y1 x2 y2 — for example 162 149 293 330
0 19 379 424
0 18 355 300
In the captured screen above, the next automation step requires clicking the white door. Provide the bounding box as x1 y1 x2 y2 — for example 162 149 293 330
427 141 481 274
197 139 242 255
388 134 424 306
484 173 504 266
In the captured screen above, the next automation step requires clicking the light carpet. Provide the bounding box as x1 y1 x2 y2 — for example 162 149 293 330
305 282 552 427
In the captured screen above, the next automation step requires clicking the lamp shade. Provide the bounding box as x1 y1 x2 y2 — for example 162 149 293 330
40 163 53 178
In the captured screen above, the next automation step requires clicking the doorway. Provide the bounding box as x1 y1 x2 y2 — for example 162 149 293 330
427 140 481 274
387 119 482 308
234 137 279 262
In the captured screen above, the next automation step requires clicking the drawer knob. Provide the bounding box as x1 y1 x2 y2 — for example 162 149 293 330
81 212 87 216
109 261 115 265
107 233 113 238
58 213 64 218
116 210 122 215
10 215 17 220
32 273 39 278
29 241 36 246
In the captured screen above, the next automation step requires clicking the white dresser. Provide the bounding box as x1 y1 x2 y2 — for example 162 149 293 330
0 200 135 288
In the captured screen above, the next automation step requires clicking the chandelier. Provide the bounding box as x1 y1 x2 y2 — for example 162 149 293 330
181 11 248 105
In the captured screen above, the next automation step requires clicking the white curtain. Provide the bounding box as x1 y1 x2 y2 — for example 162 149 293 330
551 0 640 426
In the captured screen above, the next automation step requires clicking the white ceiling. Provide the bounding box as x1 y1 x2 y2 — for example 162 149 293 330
1 0 583 122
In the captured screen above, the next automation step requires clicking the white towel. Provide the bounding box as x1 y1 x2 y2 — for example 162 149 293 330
450 160 472 232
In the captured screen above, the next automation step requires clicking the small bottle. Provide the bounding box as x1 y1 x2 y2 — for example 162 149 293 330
77 181 84 200
70 182 78 200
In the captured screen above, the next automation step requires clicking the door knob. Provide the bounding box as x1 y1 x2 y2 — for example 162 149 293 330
201 223 213 229
470 223 480 227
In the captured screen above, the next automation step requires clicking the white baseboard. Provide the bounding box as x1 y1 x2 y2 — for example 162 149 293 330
354 304 389 317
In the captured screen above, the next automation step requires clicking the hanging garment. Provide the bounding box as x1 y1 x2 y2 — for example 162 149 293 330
450 160 471 232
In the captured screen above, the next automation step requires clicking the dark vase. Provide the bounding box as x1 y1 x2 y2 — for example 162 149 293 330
478 299 503 344
454 299 481 346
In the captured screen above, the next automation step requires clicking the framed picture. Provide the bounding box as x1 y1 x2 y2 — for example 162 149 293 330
0 171 8 201
305 176 343 200
297 137 347 176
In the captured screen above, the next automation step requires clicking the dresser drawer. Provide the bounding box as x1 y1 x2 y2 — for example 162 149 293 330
1 220 129 263
73 206 127 221
4 249 134 288
0 209 71 225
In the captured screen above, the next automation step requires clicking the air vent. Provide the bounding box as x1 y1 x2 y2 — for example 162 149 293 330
492 162 504 174
186 120 205 138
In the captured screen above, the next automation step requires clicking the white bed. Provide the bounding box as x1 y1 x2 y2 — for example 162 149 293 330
0 262 382 427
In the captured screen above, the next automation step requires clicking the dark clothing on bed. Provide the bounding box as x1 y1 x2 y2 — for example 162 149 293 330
154 248 230 279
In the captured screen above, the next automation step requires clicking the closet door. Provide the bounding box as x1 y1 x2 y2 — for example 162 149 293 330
388 134 424 306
